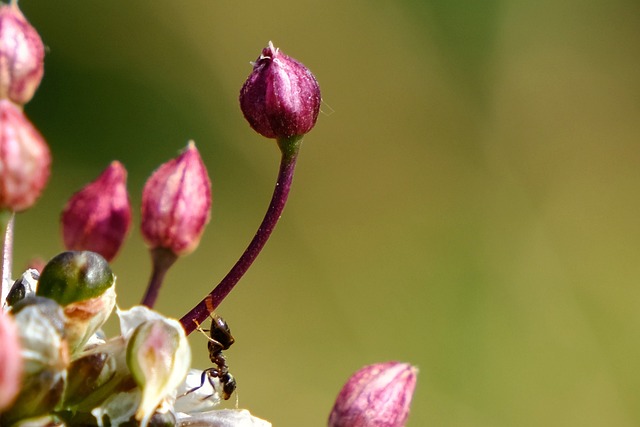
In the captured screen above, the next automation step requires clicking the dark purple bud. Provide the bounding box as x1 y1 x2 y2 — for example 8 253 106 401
0 2 45 105
240 41 321 139
141 142 211 256
61 161 132 261
328 361 418 427
0 99 50 211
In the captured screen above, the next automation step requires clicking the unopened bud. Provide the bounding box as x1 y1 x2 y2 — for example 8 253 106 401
0 99 50 211
240 41 321 139
0 3 44 105
61 161 132 261
36 251 116 353
127 318 190 427
0 312 22 411
328 361 418 427
141 142 211 256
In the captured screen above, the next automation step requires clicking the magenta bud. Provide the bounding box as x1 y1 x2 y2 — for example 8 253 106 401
240 41 321 139
141 142 211 256
0 312 22 411
328 361 418 427
61 161 132 261
0 99 50 212
0 2 45 105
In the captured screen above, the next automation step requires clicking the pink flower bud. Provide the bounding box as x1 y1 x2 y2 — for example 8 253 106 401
0 312 22 411
0 2 45 105
240 41 321 139
328 361 418 427
61 161 132 261
0 99 50 211
141 142 211 256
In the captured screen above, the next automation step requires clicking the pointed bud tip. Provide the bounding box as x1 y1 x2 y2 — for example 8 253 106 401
0 2 45 105
61 161 132 261
328 361 418 427
240 41 321 140
141 142 211 257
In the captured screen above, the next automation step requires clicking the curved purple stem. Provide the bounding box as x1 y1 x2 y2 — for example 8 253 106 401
180 137 301 334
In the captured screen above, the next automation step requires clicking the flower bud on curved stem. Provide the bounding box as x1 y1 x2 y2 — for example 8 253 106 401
328 362 418 427
140 142 211 308
61 161 132 262
240 41 321 139
180 42 320 334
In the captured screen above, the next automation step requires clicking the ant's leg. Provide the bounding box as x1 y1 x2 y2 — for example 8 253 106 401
184 369 210 396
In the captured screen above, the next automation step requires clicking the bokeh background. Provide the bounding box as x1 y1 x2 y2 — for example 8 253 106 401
14 0 640 425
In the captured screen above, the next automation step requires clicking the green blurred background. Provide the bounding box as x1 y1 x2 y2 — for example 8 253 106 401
13 0 640 425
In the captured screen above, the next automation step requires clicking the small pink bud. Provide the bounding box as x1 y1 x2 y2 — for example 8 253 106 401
0 2 45 105
0 312 22 411
240 41 321 139
141 142 211 256
328 361 418 427
61 161 132 261
0 99 50 211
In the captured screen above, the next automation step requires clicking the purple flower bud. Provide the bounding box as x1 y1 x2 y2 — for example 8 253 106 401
141 142 211 256
61 161 132 261
328 361 418 427
0 312 22 411
0 2 45 105
240 41 321 139
0 99 50 211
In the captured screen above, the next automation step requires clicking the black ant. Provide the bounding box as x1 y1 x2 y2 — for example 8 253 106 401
187 313 237 401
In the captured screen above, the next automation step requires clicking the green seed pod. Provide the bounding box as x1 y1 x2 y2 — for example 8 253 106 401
37 251 117 354
37 251 115 306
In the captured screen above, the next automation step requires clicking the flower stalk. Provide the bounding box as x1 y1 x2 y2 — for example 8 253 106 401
1 211 14 303
180 135 301 334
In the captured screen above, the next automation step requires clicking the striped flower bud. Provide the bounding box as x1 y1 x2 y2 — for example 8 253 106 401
240 41 321 139
141 142 211 257
61 161 132 261
0 2 44 105
328 361 418 427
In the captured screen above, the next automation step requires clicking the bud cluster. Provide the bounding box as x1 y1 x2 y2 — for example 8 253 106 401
0 4 417 427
